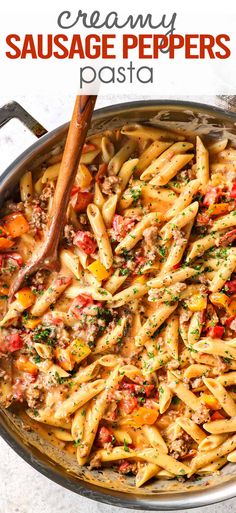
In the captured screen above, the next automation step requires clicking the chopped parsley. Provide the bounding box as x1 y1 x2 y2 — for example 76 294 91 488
123 438 130 452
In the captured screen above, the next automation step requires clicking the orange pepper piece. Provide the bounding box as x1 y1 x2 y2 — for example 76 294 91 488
55 347 74 371
209 292 229 309
207 203 231 217
132 407 158 427
0 237 14 249
3 212 29 238
24 318 42 330
200 393 220 410
15 357 38 375
227 298 236 316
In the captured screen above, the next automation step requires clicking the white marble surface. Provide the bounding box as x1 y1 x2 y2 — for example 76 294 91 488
0 94 235 513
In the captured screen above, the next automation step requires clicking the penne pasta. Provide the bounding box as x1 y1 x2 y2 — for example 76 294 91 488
3 123 236 488
149 154 194 187
204 417 236 434
203 377 236 417
87 203 113 269
54 379 105 419
108 140 137 175
196 136 209 192
115 212 163 255
160 202 199 242
135 303 178 346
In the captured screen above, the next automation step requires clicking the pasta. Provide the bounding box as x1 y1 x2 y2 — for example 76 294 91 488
1 123 236 488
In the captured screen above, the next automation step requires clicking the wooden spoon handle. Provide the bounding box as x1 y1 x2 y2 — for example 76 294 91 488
9 95 97 299
47 95 97 249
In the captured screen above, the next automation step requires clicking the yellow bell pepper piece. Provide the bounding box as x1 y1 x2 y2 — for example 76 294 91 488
132 407 158 427
87 260 109 281
132 275 146 285
24 318 42 330
200 393 220 410
16 287 36 309
70 339 91 364
227 299 236 316
188 294 207 312
77 164 92 189
209 292 229 309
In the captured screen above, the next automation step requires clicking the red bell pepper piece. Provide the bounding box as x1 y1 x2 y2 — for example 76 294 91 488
225 279 236 294
219 229 236 246
207 325 224 338
203 187 221 207
225 316 236 328
230 183 236 199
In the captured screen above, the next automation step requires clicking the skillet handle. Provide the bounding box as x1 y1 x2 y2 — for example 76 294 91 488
0 101 47 137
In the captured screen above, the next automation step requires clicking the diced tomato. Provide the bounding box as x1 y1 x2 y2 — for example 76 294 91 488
2 252 23 267
56 276 72 288
219 229 236 247
181 450 197 460
207 325 224 338
210 411 225 421
135 256 146 268
71 186 80 197
51 317 63 326
225 279 236 294
196 212 210 226
74 192 94 213
96 426 113 447
120 395 138 414
70 294 93 319
118 461 133 474
121 382 155 397
225 315 236 328
120 382 136 392
112 215 135 240
173 261 181 270
143 384 155 397
230 183 236 199
0 333 23 353
96 163 108 183
82 143 97 154
73 231 97 255
203 187 221 207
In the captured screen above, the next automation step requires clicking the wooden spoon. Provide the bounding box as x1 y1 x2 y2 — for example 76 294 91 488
9 95 97 299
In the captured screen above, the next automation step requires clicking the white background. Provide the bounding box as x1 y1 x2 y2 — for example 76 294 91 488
0 0 236 94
